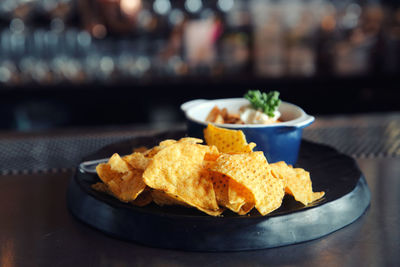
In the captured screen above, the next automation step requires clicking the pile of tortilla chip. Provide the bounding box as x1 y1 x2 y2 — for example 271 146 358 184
93 124 324 216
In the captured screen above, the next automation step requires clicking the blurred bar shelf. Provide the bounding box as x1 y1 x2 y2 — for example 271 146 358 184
0 0 399 130
1 0 399 86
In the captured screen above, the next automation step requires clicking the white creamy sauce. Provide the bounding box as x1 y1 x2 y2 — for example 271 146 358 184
239 105 280 124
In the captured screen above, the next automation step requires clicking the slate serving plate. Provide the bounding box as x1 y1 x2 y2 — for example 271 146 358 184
67 130 371 251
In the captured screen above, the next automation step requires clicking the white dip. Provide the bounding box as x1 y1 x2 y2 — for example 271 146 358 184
239 105 280 124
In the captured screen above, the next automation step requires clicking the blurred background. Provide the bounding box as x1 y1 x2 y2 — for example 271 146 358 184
0 0 399 131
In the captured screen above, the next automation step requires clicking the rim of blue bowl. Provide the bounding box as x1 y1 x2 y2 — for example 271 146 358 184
181 98 315 129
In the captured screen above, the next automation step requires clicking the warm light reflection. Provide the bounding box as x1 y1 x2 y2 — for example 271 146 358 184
321 15 336 31
0 239 15 267
120 0 141 17
92 24 107 39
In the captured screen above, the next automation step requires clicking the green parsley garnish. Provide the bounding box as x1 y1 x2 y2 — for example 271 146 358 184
244 90 282 117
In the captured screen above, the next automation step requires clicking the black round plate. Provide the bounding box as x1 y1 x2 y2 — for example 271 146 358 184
67 130 371 251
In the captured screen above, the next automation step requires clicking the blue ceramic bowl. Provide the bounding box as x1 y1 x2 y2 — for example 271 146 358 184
181 98 314 165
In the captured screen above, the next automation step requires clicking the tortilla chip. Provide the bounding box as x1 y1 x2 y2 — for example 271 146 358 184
209 172 230 208
203 145 220 161
96 153 146 202
91 182 111 194
133 146 148 153
210 171 255 215
177 137 203 144
151 190 190 207
142 142 223 216
123 152 151 170
212 152 285 215
203 124 256 153
108 153 131 173
271 161 325 205
131 188 153 207
228 178 255 215
142 137 203 158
